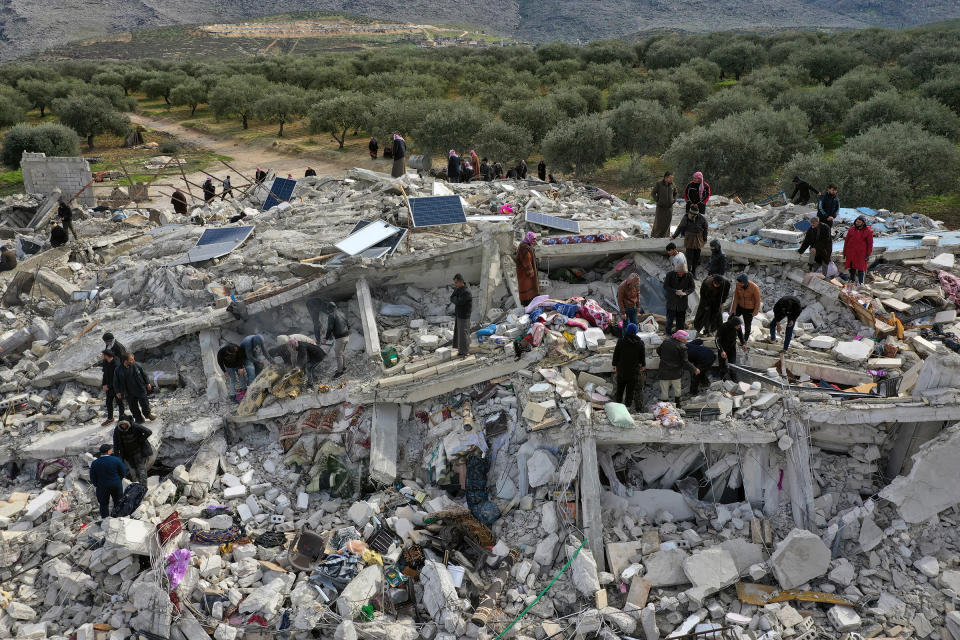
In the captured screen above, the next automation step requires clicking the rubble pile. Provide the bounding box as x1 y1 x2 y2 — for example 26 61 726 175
3 166 960 640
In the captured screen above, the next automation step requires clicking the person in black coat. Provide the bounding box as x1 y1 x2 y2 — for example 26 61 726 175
112 420 153 484
304 167 317 177
102 332 128 361
450 274 473 359
537 160 546 181
817 185 839 226
274 336 327 385
480 159 493 182
90 444 127 517
306 298 351 378
0 245 15 272
447 151 461 183
716 315 746 380
798 216 833 276
113 353 154 423
612 323 646 410
707 239 727 276
369 137 379 159
767 295 803 351
790 176 819 206
100 350 125 426
686 339 716 396
694 275 730 336
202 178 216 203
50 222 68 247
57 200 79 240
663 264 695 335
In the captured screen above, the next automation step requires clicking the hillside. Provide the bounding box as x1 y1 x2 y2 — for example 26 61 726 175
4 0 960 60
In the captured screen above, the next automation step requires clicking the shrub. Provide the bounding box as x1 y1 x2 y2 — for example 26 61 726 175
413 101 493 155
158 140 179 155
697 88 767 125
608 99 688 158
499 98 565 144
774 86 851 130
782 150 907 210
708 41 767 80
833 66 893 102
644 39 696 69
475 120 533 165
1 123 80 168
789 45 869 85
919 67 960 114
0 85 30 127
842 90 960 140
541 114 613 178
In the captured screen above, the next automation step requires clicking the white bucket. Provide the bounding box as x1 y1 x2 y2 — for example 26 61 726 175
447 564 465 588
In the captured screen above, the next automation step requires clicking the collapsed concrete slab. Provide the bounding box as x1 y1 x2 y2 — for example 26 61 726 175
880 422 960 523
769 528 831 589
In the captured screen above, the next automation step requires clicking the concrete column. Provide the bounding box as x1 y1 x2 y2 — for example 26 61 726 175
477 239 501 322
785 415 816 532
370 403 399 485
356 277 381 357
198 330 229 404
580 432 606 572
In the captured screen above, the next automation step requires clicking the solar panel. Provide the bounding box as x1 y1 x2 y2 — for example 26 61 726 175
263 178 297 211
327 247 391 266
408 196 466 228
525 210 580 234
336 220 401 256
327 220 406 265
167 225 255 266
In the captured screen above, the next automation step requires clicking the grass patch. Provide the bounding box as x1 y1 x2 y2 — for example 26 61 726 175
0 168 23 197
910 193 960 229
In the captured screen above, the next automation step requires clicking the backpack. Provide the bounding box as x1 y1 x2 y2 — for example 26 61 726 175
111 482 147 518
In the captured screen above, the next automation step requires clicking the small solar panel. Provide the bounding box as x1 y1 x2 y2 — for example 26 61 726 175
168 225 255 266
525 210 580 234
408 196 466 228
336 220 400 256
263 178 297 211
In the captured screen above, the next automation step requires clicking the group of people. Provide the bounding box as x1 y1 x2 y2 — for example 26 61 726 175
446 150 545 184
201 176 234 203
650 171 711 238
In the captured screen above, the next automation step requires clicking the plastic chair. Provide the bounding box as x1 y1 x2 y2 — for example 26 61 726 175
288 531 325 571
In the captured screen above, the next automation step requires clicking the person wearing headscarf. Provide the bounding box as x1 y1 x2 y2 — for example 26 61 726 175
684 171 711 216
461 160 473 183
617 273 642 326
843 215 873 285
470 150 481 178
447 150 461 183
663 261 695 335
516 231 540 305
707 239 727 276
391 133 406 178
694 274 730 337
612 323 646 411
255 167 266 183
369 136 379 159
537 160 546 182
171 188 188 215
731 274 762 338
651 171 677 238
656 330 699 407
202 177 216 203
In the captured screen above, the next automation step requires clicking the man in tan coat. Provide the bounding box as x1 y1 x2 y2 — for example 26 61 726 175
650 172 677 238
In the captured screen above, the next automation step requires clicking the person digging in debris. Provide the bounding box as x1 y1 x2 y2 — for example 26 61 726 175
516 232 540 306
671 207 708 277
663 261 695 335
307 299 350 378
368 137 378 159
651 171 677 238
102 332 128 361
683 171 711 216
90 444 127 518
817 184 839 227
113 352 155 423
686 338 716 396
280 335 326 386
707 239 727 276
656 330 699 407
50 222 68 247
112 420 152 484
171 188 188 215
798 215 833 277
391 133 406 178
450 274 473 359
101 349 125 426
57 199 78 240
617 273 642 327
717 314 746 380
731 274 762 339
843 215 873 285
219 334 267 394
0 245 15 272
766 295 803 352
612 322 646 411
790 176 820 206
218 343 249 397
694 273 730 337
202 177 216 203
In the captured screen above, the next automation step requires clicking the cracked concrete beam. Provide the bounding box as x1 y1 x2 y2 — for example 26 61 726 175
356 277 381 357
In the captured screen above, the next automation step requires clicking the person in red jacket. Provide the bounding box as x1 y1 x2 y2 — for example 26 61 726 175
843 215 873 285
684 171 711 216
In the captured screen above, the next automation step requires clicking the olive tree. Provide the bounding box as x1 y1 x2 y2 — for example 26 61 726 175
52 95 129 149
774 86 851 130
920 68 960 114
308 92 371 148
608 99 687 158
697 88 767 125
782 150 906 210
255 87 307 137
413 101 493 155
0 86 30 127
169 79 208 117
842 90 960 140
1 123 80 168
475 120 533 165
499 98 565 144
541 114 613 178
208 74 271 129
708 41 767 80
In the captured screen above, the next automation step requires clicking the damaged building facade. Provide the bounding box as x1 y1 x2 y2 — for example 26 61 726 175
3 165 960 640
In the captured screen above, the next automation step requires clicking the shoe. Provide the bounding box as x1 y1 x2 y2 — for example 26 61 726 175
101 419 114 426
146 413 157 421
332 369 345 379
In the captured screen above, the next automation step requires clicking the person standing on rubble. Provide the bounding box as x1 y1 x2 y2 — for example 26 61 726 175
516 232 540 306
391 133 406 178
651 171 677 238
202 177 216 203
656 330 699 407
717 315 746 380
843 215 873 286
309 300 350 378
683 171 711 216
0 245 15 272
447 150 461 183
113 353 155 423
798 215 833 276
790 176 820 206
663 261 695 335
221 176 233 200
767 295 803 352
171 188 188 215
731 274 762 339
537 160 546 182
102 332 128 362
112 420 153 484
817 184 839 226
480 158 493 182
671 207 708 277
100 349 124 426
617 273 642 326
57 199 79 240
461 158 473 183
369 137 379 159
451 274 473 360
694 274 730 337
90 444 127 518
255 167 267 183
707 239 727 276
518 159 528 179
613 322 646 411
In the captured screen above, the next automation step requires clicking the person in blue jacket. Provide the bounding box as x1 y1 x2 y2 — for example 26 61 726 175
89 444 127 518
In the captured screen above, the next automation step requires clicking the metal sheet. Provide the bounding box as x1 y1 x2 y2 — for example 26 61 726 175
335 220 400 256
525 210 580 233
167 225 255 266
408 196 466 227
263 178 297 211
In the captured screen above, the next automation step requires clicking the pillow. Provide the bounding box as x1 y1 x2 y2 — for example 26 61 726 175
604 402 635 428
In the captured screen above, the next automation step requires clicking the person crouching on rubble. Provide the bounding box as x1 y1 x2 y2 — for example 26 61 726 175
685 338 715 396
656 330 699 408
717 315 746 380
284 335 327 386
618 273 642 327
613 323 646 411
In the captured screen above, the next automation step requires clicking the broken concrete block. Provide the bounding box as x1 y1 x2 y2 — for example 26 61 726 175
521 401 548 423
881 422 960 523
777 605 804 628
103 517 152 555
682 548 739 591
566 539 601 596
644 548 690 587
223 485 247 499
534 533 560 565
22 489 61 521
526 450 556 487
240 578 286 618
420 561 459 619
859 515 884 551
6 601 37 620
348 501 373 526
928 252 954 270
833 340 873 363
769 528 831 589
827 605 861 632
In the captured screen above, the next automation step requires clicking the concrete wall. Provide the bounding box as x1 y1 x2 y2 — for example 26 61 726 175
21 153 95 207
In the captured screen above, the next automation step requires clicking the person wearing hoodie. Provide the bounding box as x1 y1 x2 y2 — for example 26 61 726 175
843 215 873 285
671 208 708 277
447 150 461 183
817 184 839 227
684 171 711 216
707 239 727 276
612 323 646 410
798 215 833 276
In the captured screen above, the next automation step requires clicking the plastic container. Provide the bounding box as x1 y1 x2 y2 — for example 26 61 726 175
381 346 399 368
447 564 465 588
